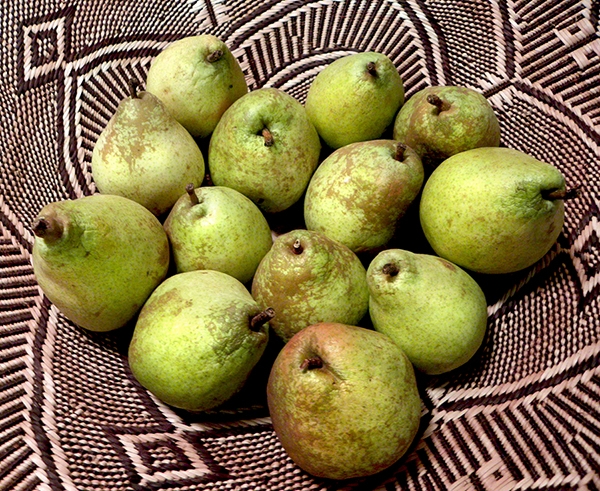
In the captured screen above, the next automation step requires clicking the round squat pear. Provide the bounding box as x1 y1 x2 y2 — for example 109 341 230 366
367 249 488 375
91 85 205 216
305 52 404 149
208 88 321 213
304 140 424 253
419 146 577 274
251 230 369 343
393 85 500 165
267 322 422 480
128 270 272 412
164 185 273 284
146 34 248 138
31 194 170 332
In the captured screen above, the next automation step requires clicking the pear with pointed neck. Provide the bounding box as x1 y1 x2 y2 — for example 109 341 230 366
267 322 421 479
31 194 170 332
91 83 205 216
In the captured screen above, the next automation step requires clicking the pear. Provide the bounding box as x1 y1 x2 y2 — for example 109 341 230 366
208 88 321 213
163 185 273 284
305 52 404 149
146 34 248 138
91 85 205 216
128 270 272 412
251 230 369 343
31 194 170 332
419 146 577 274
393 86 500 166
367 249 488 375
304 140 424 253
267 322 422 480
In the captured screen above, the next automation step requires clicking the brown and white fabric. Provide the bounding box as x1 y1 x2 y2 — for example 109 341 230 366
1 1 599 490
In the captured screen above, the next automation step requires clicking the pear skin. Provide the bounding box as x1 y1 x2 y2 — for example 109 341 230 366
31 194 170 332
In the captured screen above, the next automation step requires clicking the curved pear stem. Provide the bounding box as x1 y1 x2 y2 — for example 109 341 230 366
427 94 450 113
207 49 223 63
250 308 275 331
394 142 407 162
32 216 63 243
543 184 582 201
382 262 399 277
292 239 303 255
186 183 200 206
128 79 141 99
262 127 274 147
366 61 377 77
300 356 324 370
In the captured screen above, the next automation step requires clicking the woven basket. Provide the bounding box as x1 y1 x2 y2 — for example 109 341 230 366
2 1 599 490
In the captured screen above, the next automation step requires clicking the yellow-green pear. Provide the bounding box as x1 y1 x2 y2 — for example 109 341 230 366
31 194 170 332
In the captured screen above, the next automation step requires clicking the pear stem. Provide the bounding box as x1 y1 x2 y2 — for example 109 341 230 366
128 79 140 99
32 216 63 242
394 142 407 162
186 183 200 206
366 61 377 77
382 262 399 277
300 356 323 370
262 127 275 147
292 239 303 255
207 49 223 63
427 94 450 113
543 184 582 201
250 308 275 331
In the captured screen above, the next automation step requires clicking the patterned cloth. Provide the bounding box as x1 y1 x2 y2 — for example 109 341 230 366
1 1 599 490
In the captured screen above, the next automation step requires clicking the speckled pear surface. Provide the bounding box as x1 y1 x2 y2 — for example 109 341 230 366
208 88 321 213
305 52 404 149
251 230 369 342
163 186 273 284
91 91 205 216
304 140 424 253
128 270 270 412
419 147 567 274
393 86 500 164
367 249 488 375
146 34 248 138
266 322 422 480
31 194 170 332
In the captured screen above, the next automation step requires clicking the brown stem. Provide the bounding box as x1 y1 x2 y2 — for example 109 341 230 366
262 127 274 147
207 49 223 63
32 216 63 242
394 142 407 162
128 79 140 99
300 356 323 370
382 262 399 277
543 184 582 201
250 308 275 331
292 239 303 255
186 183 200 206
427 94 450 113
366 61 377 77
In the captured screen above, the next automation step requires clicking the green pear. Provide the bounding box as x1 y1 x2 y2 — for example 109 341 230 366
393 86 500 165
305 52 404 149
208 88 321 213
304 140 424 253
267 322 421 480
367 249 488 375
419 147 575 274
31 194 170 332
91 86 205 216
251 230 369 343
146 34 248 138
163 185 273 284
128 270 271 412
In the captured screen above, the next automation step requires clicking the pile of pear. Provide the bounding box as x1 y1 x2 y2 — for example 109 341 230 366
31 34 579 481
